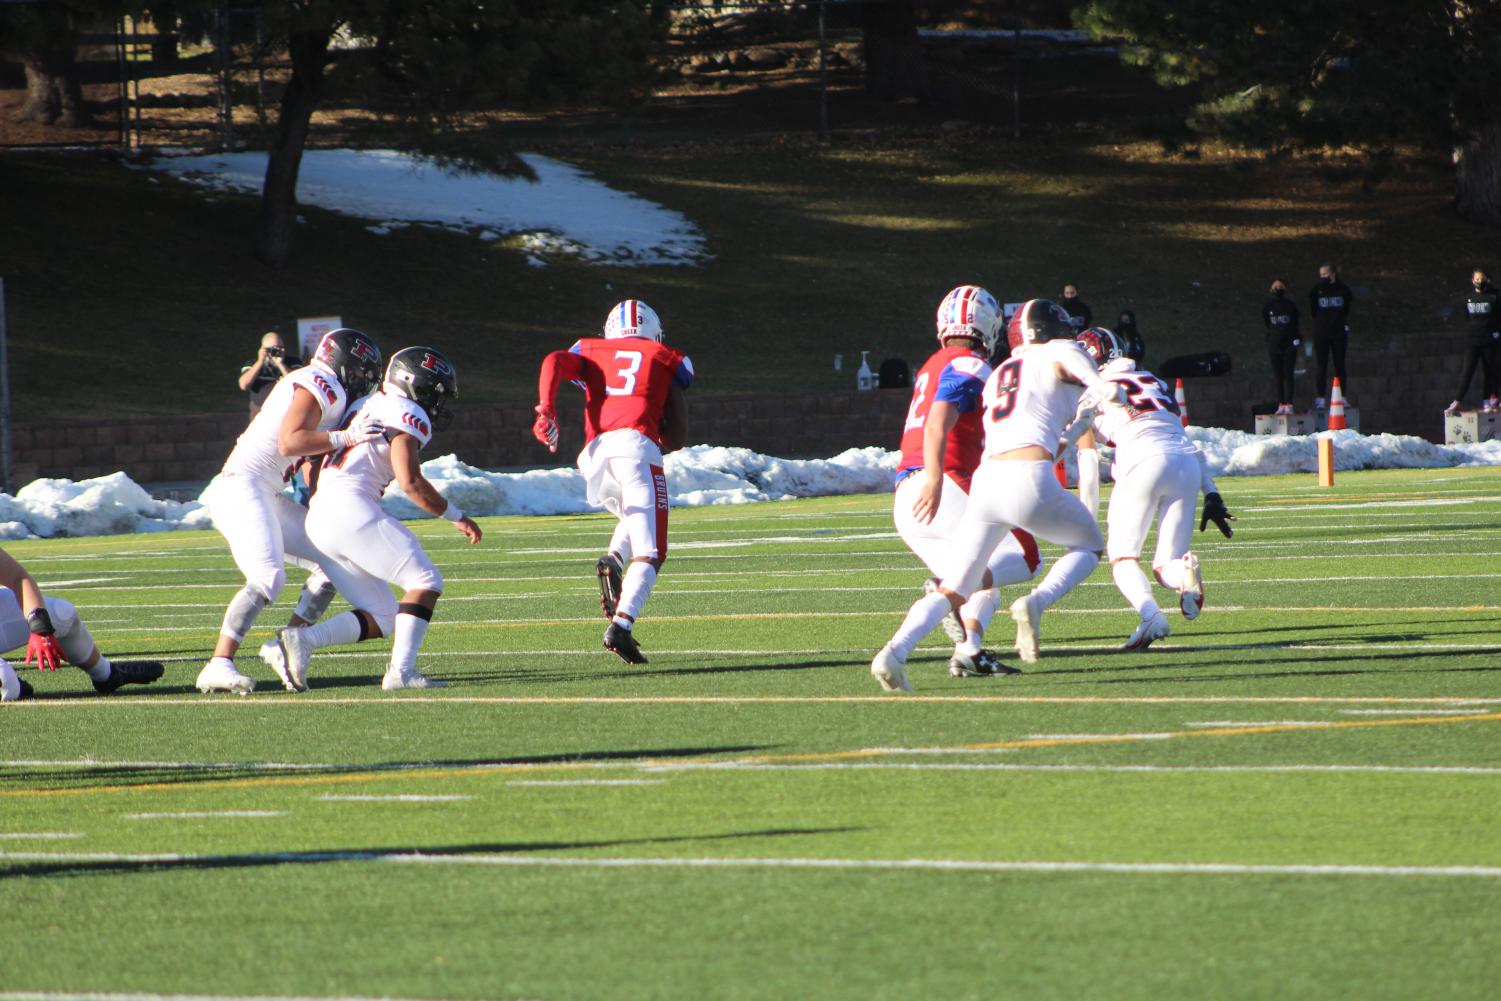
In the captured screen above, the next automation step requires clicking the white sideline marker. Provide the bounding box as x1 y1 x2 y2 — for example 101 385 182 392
124 811 285 820
3 850 1500 881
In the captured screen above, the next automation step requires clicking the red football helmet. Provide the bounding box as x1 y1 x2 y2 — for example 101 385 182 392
1077 326 1122 366
1006 299 1074 351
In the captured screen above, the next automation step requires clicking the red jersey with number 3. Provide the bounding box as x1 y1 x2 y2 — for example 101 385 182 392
562 337 694 447
896 347 991 492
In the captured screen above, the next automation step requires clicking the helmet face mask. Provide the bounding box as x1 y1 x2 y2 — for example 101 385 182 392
1006 299 1074 351
1077 326 1123 366
314 328 383 400
384 346 458 432
603 300 663 342
935 285 1002 356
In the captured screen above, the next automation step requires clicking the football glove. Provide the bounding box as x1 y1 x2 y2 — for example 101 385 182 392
25 608 62 671
1079 381 1127 412
1199 491 1235 538
328 413 386 451
533 403 559 453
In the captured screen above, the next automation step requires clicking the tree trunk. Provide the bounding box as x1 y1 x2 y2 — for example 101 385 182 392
13 27 90 126
1456 119 1501 226
861 0 928 100
255 26 333 267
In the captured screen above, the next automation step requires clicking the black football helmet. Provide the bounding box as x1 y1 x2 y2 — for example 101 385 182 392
1006 299 1075 351
384 346 458 432
313 328 383 399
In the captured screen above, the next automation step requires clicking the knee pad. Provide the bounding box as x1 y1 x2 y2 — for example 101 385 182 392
246 568 287 605
220 585 270 643
293 579 338 624
44 596 79 638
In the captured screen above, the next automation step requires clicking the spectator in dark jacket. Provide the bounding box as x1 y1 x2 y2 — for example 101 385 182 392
1308 263 1353 407
1114 310 1145 363
1262 280 1300 414
1059 283 1092 334
1448 269 1501 413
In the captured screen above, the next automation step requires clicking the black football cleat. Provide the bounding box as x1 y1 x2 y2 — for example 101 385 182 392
948 649 1022 678
595 555 623 620
93 660 165 694
603 623 648 665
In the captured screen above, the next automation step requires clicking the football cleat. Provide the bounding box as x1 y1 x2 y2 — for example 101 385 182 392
596 554 624 620
1 659 24 702
1179 552 1204 620
948 649 1022 677
1122 612 1171 651
870 646 912 692
94 660 165 695
604 623 648 665
197 657 255 694
382 666 447 691
1010 593 1042 663
923 577 966 644
272 627 313 692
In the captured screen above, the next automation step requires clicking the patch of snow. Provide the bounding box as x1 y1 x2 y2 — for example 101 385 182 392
138 149 708 267
0 430 1497 540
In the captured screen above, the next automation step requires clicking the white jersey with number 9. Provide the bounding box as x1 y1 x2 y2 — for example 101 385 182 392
981 341 1094 456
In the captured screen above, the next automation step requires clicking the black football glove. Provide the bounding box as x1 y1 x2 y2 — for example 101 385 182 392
1199 491 1235 538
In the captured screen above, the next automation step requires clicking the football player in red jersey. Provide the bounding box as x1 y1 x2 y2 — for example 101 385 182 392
893 285 1043 679
533 300 693 664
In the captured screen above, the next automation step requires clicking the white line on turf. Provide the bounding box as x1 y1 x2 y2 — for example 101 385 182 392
1 850 1497 880
1340 709 1492 716
1183 721 1330 728
0 832 82 840
856 747 1020 755
317 795 473 802
641 762 1501 775
505 780 666 787
124 811 285 820
1022 733 1177 741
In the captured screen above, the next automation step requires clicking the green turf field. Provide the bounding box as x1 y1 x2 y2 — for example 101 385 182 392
4 467 1501 1000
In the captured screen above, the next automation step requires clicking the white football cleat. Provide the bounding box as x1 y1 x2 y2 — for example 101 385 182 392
1010 593 1041 663
923 577 966 644
1 658 22 702
196 657 255 694
382 666 447 691
870 646 912 693
271 627 313 692
1122 611 1171 651
1179 552 1203 620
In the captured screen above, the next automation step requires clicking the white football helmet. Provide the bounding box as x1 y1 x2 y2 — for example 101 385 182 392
935 285 1002 355
603 300 663 342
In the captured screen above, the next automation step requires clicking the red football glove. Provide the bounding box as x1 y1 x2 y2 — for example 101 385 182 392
25 608 62 671
533 403 559 453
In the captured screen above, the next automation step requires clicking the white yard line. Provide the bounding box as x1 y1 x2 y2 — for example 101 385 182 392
1183 721 1330 728
124 811 285 820
1022 733 1177 741
0 832 83 840
505 779 665 787
318 795 473 802
643 762 1501 775
2 850 1498 880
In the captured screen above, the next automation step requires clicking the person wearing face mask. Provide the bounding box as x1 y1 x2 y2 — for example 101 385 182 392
1447 269 1501 414
1308 264 1353 408
1059 283 1092 334
1262 280 1301 414
1114 310 1146 363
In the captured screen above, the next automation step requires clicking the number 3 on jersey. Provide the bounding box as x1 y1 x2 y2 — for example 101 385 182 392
607 350 643 396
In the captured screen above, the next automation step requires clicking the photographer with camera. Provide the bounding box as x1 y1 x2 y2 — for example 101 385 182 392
239 331 300 416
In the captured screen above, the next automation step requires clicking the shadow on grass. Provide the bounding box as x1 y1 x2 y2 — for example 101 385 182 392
0 825 860 880
0 745 775 794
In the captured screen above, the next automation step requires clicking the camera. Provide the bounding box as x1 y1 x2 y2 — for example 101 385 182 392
266 346 285 358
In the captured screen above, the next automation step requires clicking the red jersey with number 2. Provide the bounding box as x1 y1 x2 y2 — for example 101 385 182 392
563 337 694 447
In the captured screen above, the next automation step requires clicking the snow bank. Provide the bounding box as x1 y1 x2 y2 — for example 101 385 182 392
138 149 707 267
1 431 1497 541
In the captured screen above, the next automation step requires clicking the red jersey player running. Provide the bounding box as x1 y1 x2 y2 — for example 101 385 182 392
533 300 693 665
893 285 1042 678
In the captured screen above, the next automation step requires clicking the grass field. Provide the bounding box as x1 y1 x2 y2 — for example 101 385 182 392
4 466 1501 1000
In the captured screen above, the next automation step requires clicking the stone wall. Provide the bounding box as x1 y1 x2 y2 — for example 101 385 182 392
4 339 1470 489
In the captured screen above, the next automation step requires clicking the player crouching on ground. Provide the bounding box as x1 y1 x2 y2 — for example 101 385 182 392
0 546 162 701
1070 328 1235 649
893 284 1042 679
264 347 481 692
532 300 693 665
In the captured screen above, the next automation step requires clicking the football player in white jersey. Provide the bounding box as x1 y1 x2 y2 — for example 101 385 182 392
268 347 482 692
1072 328 1235 649
0 546 163 701
872 299 1123 691
196 328 386 695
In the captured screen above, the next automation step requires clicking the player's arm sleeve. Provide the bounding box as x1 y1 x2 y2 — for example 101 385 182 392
538 350 586 408
1077 443 1100 518
934 364 985 413
673 355 695 390
1194 446 1219 496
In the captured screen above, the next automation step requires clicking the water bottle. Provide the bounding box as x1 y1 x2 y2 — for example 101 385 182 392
856 351 873 391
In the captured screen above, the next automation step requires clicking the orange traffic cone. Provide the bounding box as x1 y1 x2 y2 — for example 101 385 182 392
1328 378 1348 431
1175 378 1189 427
